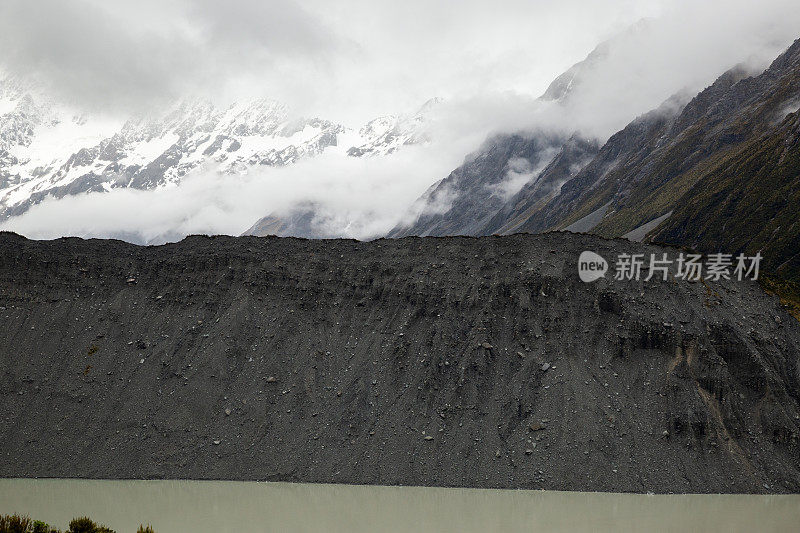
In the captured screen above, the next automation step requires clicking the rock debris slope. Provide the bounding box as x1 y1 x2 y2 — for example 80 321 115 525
1 231 799 493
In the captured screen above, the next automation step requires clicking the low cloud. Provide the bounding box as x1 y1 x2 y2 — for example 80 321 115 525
1 139 467 243
545 0 800 139
0 0 659 119
487 152 560 202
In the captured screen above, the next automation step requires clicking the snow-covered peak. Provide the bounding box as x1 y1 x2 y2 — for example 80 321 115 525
0 81 440 220
347 98 440 157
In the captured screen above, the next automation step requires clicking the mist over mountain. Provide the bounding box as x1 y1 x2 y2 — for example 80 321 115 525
0 83 439 243
1 1 799 244
392 35 800 288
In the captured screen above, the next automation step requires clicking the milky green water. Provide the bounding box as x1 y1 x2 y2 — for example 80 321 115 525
2 479 799 533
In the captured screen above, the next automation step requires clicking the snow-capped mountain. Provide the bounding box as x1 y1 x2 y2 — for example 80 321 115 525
347 97 441 157
0 77 438 220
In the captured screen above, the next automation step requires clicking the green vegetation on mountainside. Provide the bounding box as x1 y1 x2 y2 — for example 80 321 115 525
652 110 800 282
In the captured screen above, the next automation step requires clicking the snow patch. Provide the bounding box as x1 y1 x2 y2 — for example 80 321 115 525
117 133 179 167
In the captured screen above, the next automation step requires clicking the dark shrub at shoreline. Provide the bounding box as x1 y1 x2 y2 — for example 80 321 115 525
0 515 154 533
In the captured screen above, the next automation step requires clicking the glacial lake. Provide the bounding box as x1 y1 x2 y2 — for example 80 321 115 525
2 478 799 532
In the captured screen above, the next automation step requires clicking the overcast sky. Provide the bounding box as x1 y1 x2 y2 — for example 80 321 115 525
0 0 666 121
1 0 800 241
3 0 797 123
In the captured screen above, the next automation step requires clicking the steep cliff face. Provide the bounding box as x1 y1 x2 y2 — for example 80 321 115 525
535 39 800 240
389 132 572 237
387 35 615 239
1 231 799 493
479 135 600 236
